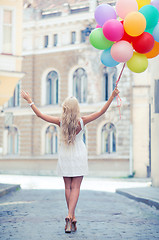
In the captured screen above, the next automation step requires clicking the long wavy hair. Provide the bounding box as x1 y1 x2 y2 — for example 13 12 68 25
61 97 80 145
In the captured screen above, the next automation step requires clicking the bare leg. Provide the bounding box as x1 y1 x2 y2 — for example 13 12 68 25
63 177 72 210
67 176 83 219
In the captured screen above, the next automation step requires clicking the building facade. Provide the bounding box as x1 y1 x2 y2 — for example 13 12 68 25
0 0 153 179
0 0 24 106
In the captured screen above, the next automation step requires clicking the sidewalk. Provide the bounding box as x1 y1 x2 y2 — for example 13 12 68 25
0 175 159 210
0 183 20 197
116 186 159 210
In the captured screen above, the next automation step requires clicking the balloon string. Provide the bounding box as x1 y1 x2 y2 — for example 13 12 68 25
115 63 126 120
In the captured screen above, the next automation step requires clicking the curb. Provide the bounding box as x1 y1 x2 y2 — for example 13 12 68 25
116 189 159 210
0 184 21 198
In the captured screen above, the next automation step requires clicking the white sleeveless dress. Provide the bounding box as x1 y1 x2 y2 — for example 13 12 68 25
57 118 88 177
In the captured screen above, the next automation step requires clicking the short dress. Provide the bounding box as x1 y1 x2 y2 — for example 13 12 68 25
57 118 88 177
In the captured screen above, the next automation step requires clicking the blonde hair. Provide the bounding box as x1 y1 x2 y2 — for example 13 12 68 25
61 97 80 145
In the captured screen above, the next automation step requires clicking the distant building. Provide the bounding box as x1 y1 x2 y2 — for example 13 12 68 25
0 0 24 156
0 0 24 106
0 0 152 179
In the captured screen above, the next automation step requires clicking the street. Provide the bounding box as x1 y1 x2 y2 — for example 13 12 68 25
0 185 159 240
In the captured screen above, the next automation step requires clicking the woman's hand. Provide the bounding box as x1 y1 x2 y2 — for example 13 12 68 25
112 87 120 98
21 90 32 103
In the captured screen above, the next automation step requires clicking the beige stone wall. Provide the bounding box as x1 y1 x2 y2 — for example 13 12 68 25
149 57 159 187
132 71 151 177
0 157 129 177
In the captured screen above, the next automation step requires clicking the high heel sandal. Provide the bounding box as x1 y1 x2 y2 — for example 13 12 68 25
65 217 72 233
72 220 77 232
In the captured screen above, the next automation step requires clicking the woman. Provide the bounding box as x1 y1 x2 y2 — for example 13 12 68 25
21 87 119 233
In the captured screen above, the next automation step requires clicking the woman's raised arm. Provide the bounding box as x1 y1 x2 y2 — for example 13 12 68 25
82 87 119 125
21 90 60 126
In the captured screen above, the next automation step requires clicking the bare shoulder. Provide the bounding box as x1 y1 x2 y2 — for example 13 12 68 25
81 111 101 125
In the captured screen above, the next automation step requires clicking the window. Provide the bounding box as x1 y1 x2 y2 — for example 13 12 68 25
53 34 58 47
8 81 20 107
101 123 116 154
46 71 58 105
71 31 76 44
45 125 58 154
7 126 19 155
73 68 87 103
44 35 48 48
81 30 86 43
70 7 89 14
103 67 117 101
2 10 13 54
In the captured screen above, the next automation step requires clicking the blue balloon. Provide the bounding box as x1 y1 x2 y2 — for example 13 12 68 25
101 48 119 67
153 22 159 42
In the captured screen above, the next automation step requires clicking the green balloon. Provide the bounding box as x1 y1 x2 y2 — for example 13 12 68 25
145 27 155 34
139 5 159 30
127 52 148 73
89 28 114 50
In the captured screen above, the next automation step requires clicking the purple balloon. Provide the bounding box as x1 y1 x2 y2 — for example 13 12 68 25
95 4 117 27
151 0 159 11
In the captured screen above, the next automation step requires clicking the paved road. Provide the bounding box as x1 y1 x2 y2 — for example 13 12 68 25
0 189 159 240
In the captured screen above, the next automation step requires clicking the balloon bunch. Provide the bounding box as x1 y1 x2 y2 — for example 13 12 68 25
89 0 159 73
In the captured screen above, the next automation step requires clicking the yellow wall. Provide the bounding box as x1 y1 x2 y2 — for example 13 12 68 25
0 0 23 55
0 0 24 106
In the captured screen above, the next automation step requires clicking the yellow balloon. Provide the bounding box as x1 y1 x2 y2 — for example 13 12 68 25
127 52 148 73
137 0 151 10
124 11 146 37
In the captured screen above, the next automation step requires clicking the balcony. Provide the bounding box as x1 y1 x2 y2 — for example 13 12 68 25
0 54 23 73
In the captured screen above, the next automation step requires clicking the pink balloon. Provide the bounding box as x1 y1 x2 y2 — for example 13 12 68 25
111 40 134 62
116 0 138 19
103 19 124 42
96 24 102 28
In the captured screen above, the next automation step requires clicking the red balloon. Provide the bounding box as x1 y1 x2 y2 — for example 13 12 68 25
132 32 155 54
120 20 134 43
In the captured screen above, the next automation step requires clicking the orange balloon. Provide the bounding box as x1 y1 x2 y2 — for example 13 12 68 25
145 41 159 58
124 11 146 37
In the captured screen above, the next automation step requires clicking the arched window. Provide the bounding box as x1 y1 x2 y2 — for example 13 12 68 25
45 125 58 154
101 123 116 154
7 127 19 155
103 67 117 101
46 71 58 105
73 68 87 103
8 81 20 107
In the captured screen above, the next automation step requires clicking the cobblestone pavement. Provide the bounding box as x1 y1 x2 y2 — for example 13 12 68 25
0 189 159 240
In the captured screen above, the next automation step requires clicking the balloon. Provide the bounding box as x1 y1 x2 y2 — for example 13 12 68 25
103 19 124 42
132 32 155 53
139 5 159 30
120 20 134 42
111 41 134 62
94 4 116 26
96 24 102 28
127 52 148 73
145 27 155 34
101 48 120 67
137 0 151 9
153 23 159 42
89 28 114 50
145 41 159 58
151 0 159 11
124 12 146 36
116 0 138 19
